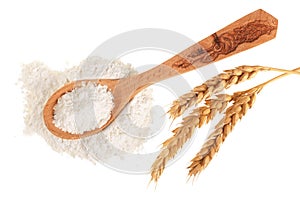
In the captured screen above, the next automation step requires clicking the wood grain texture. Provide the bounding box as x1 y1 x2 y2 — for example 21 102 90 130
43 9 278 140
171 20 276 71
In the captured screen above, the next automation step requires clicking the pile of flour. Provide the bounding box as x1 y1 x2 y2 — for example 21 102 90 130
20 57 152 161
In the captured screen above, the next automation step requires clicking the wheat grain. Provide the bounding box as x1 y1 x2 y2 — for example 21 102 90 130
168 65 266 119
187 85 262 177
150 94 232 182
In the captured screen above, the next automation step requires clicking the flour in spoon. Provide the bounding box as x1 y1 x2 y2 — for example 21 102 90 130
53 82 114 134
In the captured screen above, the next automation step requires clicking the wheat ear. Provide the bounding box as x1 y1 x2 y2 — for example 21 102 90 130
188 86 261 177
187 67 300 177
150 94 232 182
168 65 296 119
151 66 300 182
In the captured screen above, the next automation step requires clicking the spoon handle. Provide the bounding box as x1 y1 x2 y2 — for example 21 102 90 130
136 9 277 85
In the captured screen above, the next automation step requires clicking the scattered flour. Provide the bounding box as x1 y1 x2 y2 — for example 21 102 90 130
20 57 153 161
53 82 114 134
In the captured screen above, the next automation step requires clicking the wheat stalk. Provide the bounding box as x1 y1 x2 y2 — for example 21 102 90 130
149 66 300 184
168 65 297 119
151 66 300 183
187 67 300 177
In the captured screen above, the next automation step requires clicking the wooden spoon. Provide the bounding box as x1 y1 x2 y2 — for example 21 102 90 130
43 9 277 140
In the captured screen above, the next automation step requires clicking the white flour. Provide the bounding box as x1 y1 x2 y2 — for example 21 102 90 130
53 82 114 134
20 57 153 161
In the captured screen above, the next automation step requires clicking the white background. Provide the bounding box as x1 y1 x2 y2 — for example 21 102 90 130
1 0 300 199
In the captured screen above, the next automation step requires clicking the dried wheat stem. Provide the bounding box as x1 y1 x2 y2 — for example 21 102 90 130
150 94 232 182
168 65 300 119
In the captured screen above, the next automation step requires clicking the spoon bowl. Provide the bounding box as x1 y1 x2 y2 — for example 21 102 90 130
43 79 120 139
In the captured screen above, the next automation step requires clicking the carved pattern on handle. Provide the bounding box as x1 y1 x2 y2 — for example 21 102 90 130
173 20 277 69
